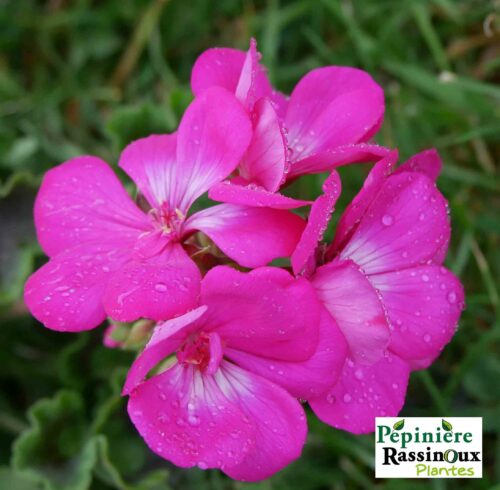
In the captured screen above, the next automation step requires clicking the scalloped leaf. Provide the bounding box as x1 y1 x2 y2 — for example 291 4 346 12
93 436 170 490
12 391 97 490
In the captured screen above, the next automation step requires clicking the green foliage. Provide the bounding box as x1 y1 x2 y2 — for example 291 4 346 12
1 0 499 488
12 391 96 490
0 467 42 490
105 103 175 154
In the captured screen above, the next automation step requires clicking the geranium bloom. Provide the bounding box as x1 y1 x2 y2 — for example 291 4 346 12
24 87 306 332
291 149 464 433
191 39 389 210
123 266 347 481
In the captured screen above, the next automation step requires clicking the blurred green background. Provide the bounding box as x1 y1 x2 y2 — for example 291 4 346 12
0 0 499 489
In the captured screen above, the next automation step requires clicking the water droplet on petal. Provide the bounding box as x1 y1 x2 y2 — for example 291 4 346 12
326 393 336 404
343 393 352 403
381 214 394 226
447 291 457 304
155 282 168 293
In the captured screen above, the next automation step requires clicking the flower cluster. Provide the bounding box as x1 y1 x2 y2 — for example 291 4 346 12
24 40 464 481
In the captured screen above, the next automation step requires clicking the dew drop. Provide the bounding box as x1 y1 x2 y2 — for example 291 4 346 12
154 282 168 293
343 393 352 403
423 333 432 343
447 291 457 304
326 393 336 404
421 274 430 282
381 214 394 226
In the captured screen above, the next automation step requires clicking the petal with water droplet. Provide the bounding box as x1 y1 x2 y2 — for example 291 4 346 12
104 243 201 323
370 265 464 362
309 352 409 434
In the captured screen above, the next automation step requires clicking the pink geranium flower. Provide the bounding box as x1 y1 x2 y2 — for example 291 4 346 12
191 39 389 210
291 149 464 433
123 266 347 481
24 87 306 332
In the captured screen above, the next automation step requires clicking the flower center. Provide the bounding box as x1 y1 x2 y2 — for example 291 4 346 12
176 331 222 374
149 204 185 237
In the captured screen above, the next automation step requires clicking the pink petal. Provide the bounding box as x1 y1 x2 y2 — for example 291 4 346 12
118 134 180 210
330 150 398 254
408 357 435 371
431 239 450 264
396 148 442 181
103 243 201 322
309 353 409 434
190 40 272 112
209 180 310 209
202 266 321 362
312 259 390 364
174 87 252 211
291 171 341 275
128 362 254 471
191 47 244 95
24 241 130 332
370 265 464 362
103 323 123 349
269 90 289 120
288 143 391 179
340 172 451 275
123 306 208 395
128 361 306 481
225 309 347 399
34 156 148 257
286 67 384 165
220 362 307 481
186 204 305 268
238 98 287 191
234 38 273 111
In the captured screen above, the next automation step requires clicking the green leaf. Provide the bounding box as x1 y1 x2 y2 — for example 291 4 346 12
463 356 500 403
105 103 174 153
393 419 405 431
93 436 170 490
0 182 40 309
442 419 453 432
12 391 97 490
0 467 42 490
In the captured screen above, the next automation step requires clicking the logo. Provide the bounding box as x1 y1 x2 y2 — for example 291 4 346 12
375 417 482 478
